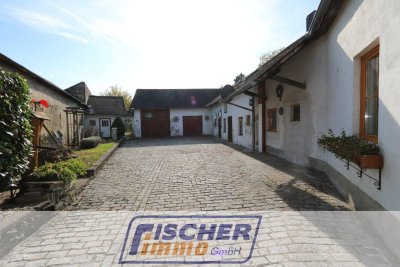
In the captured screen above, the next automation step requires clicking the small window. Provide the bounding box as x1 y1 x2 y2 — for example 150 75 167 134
246 115 251 126
291 104 300 121
223 118 226 133
268 108 277 132
360 45 379 142
101 120 109 127
144 112 153 119
89 120 96 126
238 117 243 136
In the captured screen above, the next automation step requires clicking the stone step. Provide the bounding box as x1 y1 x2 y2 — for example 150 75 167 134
34 201 55 211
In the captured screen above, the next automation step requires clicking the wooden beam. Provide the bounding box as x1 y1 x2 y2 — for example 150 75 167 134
270 75 306 89
244 91 267 100
43 123 62 148
227 102 252 112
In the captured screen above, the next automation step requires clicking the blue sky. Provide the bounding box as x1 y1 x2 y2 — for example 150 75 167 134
0 0 320 96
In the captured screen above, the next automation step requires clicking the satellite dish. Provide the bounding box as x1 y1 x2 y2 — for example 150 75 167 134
220 84 234 99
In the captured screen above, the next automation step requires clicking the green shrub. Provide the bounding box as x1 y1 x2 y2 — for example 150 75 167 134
0 69 33 189
58 159 87 177
80 136 101 149
32 159 87 187
112 117 125 137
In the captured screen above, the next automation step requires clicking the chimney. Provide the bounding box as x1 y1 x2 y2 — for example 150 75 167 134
306 10 316 32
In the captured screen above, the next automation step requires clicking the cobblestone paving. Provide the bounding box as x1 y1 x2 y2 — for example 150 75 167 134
1 138 399 266
68 137 350 211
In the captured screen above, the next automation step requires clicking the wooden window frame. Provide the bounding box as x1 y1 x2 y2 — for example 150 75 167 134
267 108 277 132
291 104 301 122
89 119 96 126
238 117 243 136
360 45 379 143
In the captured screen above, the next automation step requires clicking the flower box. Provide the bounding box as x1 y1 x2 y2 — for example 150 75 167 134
354 154 383 169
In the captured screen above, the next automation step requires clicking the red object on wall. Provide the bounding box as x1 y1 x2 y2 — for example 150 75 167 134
39 99 49 108
31 99 49 109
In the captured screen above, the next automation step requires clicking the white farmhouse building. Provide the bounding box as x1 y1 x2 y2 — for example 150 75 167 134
209 0 400 211
130 0 400 211
131 89 220 137
65 82 133 138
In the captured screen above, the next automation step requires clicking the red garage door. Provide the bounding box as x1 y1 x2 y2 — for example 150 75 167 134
141 109 170 137
183 116 203 136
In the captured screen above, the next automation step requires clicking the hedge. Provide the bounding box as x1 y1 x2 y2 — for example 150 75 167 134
80 136 101 149
0 69 33 189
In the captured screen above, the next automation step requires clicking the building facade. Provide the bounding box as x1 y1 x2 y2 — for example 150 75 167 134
0 53 85 147
209 0 400 211
131 89 219 137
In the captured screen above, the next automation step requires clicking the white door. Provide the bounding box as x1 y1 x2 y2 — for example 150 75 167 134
100 118 111 138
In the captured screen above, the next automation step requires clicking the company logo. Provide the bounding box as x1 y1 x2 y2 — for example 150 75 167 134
119 215 262 264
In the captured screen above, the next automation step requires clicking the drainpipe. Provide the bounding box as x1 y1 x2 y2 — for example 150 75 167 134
251 96 255 152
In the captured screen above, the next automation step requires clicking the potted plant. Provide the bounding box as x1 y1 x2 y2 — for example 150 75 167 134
318 130 383 169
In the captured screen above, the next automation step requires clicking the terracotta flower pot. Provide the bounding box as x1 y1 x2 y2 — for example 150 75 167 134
354 154 383 169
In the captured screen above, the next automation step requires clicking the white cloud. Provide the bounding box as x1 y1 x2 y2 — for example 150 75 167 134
9 8 71 30
56 31 88 44
0 0 318 94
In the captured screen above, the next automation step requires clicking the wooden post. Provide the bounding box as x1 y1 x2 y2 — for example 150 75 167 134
30 117 42 171
66 111 70 147
258 81 266 153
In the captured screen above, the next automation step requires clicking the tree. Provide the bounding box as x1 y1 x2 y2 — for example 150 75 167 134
101 85 133 111
234 73 245 84
259 47 285 67
0 69 33 188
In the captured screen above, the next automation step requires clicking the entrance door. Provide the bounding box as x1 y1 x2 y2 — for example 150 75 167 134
100 118 111 138
218 117 222 138
141 109 170 137
227 116 233 142
183 116 203 136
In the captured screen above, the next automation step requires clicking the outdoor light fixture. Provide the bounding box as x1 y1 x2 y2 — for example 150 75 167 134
276 84 284 101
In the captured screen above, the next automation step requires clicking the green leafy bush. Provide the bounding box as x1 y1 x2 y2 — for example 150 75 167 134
318 129 379 161
32 159 87 187
111 117 125 137
0 69 33 188
80 136 101 149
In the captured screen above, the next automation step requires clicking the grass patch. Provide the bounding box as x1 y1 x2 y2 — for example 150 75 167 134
74 142 117 167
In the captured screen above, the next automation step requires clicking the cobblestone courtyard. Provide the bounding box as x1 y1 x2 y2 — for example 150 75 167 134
68 137 350 211
1 137 400 266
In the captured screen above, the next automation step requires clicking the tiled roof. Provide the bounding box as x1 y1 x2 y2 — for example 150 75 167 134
131 89 221 109
86 95 127 115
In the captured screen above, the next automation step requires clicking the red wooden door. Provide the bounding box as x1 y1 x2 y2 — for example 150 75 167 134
141 109 170 137
183 116 203 136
